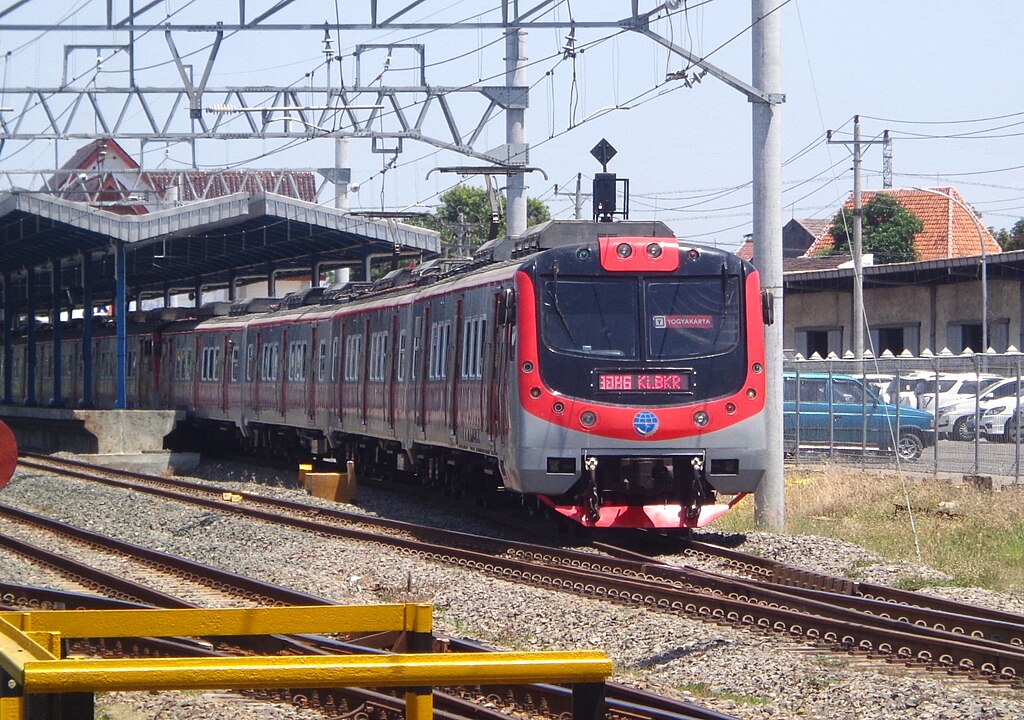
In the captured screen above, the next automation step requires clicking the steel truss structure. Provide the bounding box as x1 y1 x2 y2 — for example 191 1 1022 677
0 1 774 157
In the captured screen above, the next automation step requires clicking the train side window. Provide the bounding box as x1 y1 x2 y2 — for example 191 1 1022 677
261 344 272 381
287 341 307 382
213 347 222 381
461 316 486 379
271 343 279 380
429 320 451 380
397 330 407 382
317 340 327 382
411 316 422 380
246 344 255 381
230 345 240 382
369 331 388 382
344 334 363 381
330 337 339 381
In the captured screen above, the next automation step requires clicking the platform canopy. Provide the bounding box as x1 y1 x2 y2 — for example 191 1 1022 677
0 191 441 311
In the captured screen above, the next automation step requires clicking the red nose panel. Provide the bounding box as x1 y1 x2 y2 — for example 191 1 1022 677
598 237 679 272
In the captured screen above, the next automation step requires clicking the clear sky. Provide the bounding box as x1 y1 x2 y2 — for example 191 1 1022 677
2 1 1023 252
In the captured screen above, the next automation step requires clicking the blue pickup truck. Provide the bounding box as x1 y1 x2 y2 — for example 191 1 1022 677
783 372 935 461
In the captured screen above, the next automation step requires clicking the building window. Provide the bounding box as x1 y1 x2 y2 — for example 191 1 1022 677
795 327 842 358
870 324 920 356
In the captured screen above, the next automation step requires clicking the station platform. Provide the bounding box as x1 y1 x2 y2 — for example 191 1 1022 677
0 406 198 474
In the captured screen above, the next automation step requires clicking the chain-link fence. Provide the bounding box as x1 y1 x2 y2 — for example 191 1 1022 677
782 353 1024 481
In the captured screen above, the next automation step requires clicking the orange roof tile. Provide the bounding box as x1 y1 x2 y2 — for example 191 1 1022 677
803 187 1001 262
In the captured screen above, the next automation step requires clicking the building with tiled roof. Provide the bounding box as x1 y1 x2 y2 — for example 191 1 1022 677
46 140 319 213
803 187 1001 261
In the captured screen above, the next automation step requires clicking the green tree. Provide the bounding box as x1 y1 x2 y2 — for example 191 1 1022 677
994 219 1024 251
827 193 923 263
416 185 551 254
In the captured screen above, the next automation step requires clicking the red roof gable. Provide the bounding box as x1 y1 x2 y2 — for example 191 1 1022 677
804 187 1001 261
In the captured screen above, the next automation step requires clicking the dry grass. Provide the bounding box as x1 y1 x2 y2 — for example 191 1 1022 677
714 464 1024 591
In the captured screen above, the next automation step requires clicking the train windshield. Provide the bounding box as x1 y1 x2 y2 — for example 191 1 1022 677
541 276 741 360
646 277 741 359
542 278 638 357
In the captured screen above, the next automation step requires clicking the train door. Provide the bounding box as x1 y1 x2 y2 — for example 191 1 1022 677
388 314 399 429
449 298 464 437
361 318 370 425
417 306 430 434
221 335 231 414
307 326 318 421
336 322 346 425
252 331 262 418
191 335 200 409
492 287 514 442
280 328 288 417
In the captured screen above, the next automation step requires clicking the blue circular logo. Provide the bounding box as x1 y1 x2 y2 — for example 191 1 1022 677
633 411 659 437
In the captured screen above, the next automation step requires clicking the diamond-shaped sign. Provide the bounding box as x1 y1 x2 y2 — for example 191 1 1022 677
590 139 617 169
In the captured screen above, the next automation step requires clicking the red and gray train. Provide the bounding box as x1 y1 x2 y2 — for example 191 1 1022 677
3 221 770 530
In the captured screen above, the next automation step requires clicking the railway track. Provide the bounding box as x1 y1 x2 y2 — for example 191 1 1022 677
0 503 736 720
13 452 1024 687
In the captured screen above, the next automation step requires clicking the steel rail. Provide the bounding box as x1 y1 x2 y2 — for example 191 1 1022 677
15 454 1024 686
0 513 728 720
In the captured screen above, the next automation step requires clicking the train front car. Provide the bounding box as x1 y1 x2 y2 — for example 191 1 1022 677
507 235 767 530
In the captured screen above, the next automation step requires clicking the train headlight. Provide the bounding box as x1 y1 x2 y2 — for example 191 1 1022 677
580 410 598 428
693 410 709 427
577 247 592 261
752 362 763 373
725 403 736 414
522 361 534 373
552 401 565 414
746 388 757 400
616 243 633 259
530 387 542 398
646 242 663 259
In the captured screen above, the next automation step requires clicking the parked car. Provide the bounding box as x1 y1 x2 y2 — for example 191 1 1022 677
859 373 895 403
979 395 1024 443
783 373 935 461
937 377 1022 441
914 372 1002 413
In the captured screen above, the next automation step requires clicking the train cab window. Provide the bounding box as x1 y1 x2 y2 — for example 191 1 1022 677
541 278 637 358
645 278 741 359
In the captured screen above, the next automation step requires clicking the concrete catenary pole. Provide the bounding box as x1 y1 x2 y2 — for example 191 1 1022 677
752 0 785 530
505 28 528 238
852 115 864 357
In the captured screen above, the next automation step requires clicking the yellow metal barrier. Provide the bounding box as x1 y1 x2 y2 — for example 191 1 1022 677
0 604 612 720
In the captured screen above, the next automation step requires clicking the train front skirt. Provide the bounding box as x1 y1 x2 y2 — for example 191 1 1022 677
539 492 749 529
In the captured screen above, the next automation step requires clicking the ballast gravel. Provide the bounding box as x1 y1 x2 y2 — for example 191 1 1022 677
2 459 1024 720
